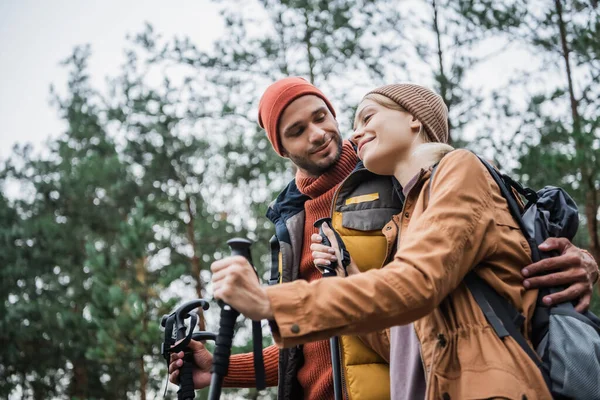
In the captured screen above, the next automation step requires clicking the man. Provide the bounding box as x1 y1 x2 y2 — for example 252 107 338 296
170 77 599 399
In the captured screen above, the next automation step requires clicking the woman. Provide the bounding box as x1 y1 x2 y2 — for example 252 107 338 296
216 84 552 399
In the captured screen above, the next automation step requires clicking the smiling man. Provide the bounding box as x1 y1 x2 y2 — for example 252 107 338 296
170 77 599 400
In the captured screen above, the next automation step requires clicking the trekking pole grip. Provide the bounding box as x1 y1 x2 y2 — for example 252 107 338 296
177 351 196 400
314 218 349 277
208 238 252 400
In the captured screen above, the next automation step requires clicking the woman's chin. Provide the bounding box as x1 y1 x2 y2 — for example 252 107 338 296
363 157 391 176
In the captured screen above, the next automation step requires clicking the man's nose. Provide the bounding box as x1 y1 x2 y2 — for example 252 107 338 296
307 124 327 143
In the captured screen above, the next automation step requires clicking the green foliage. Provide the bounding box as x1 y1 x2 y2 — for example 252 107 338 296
2 0 600 398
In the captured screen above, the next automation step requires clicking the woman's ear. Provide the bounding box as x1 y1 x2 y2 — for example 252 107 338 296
410 116 422 134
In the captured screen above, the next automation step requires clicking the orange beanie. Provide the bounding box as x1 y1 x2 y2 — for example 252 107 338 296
258 77 336 156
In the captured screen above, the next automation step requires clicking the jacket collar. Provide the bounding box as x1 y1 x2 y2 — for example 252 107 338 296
402 143 454 196
266 179 310 225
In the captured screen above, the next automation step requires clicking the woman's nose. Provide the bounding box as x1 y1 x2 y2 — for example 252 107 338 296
350 128 364 145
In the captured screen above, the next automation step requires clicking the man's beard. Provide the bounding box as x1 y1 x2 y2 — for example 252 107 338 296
288 136 343 177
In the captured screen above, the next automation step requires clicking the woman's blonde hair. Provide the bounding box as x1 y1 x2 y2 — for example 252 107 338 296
356 93 433 143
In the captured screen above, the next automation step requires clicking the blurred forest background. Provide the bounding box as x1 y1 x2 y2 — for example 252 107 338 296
1 0 599 399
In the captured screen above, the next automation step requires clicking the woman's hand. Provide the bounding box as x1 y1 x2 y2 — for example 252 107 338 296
310 222 360 276
211 256 274 320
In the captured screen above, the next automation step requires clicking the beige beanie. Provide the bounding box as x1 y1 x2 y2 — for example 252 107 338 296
367 84 449 144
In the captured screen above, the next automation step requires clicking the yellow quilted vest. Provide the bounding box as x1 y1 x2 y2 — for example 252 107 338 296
329 169 402 400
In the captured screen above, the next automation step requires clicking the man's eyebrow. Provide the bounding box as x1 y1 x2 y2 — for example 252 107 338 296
311 106 327 117
283 121 303 137
283 107 328 137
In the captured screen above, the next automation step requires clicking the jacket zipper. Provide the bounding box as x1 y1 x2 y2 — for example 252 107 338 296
395 169 427 240
423 333 447 399
416 325 428 383
403 169 441 399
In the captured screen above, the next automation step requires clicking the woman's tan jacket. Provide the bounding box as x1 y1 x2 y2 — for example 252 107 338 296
265 149 552 399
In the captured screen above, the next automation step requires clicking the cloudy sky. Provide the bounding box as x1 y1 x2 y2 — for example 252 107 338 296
0 0 225 161
1 0 547 166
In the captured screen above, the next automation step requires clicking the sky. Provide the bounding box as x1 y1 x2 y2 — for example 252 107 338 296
0 0 224 161
0 1 544 164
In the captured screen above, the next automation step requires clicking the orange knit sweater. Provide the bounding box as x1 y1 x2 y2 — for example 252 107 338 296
225 141 358 399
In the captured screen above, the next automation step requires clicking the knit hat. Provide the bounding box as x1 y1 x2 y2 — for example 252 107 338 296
366 84 449 144
258 77 336 156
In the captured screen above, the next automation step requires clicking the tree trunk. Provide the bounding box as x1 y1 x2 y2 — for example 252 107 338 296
275 9 290 76
185 196 206 331
585 186 600 261
431 0 452 143
32 381 48 400
140 276 149 400
554 0 580 133
70 359 88 400
303 8 316 84
554 0 600 262
139 356 147 400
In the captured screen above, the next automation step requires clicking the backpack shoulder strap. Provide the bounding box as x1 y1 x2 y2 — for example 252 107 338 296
464 273 551 388
475 156 526 232
474 155 541 262
467 155 551 388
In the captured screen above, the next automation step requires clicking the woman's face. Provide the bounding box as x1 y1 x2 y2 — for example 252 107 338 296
353 98 421 176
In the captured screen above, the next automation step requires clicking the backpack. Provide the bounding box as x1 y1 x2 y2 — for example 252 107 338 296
430 154 600 399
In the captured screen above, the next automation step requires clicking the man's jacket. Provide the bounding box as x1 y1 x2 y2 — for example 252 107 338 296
266 163 402 399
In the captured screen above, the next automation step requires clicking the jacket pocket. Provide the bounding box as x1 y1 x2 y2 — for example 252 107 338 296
432 368 534 400
341 208 398 231
494 207 532 257
494 207 520 230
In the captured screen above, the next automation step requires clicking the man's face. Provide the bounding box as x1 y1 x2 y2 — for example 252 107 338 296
278 95 343 177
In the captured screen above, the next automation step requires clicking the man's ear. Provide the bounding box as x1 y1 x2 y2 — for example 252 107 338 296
280 145 288 157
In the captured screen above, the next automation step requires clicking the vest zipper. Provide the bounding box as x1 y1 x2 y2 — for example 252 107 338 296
339 340 350 400
329 169 365 400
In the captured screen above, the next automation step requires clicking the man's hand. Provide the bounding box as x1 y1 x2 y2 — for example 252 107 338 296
211 256 274 320
522 237 599 312
168 339 213 389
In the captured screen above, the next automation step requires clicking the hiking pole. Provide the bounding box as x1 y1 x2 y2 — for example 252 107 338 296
208 238 266 400
161 299 216 400
314 218 351 400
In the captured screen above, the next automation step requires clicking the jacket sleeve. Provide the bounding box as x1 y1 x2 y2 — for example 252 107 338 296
265 150 498 347
224 344 279 387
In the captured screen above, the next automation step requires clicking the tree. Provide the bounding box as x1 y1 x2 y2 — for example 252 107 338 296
461 1 599 260
1 46 125 399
